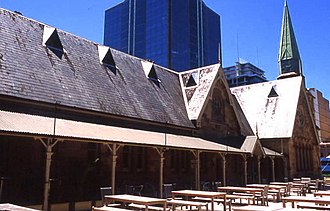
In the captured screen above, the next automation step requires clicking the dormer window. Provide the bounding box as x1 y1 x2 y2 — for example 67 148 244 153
141 60 160 82
268 86 279 98
185 72 199 87
98 45 117 72
43 26 64 58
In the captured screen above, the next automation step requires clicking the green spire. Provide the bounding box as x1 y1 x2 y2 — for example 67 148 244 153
278 0 302 77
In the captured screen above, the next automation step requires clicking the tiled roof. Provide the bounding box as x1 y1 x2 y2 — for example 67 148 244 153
0 9 194 128
231 76 302 139
0 109 242 153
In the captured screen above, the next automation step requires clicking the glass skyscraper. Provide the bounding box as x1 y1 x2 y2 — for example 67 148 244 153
104 0 221 72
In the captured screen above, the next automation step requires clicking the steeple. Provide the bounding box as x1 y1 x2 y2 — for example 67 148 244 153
278 0 302 79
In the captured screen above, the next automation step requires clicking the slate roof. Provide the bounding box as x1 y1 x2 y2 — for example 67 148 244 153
231 76 303 139
0 9 194 128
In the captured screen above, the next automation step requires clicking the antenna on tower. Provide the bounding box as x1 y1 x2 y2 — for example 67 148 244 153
235 33 241 86
256 47 260 67
236 33 240 64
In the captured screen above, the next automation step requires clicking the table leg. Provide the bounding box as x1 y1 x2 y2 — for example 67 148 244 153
282 200 286 208
223 196 228 211
211 197 214 211
291 201 294 208
146 205 149 211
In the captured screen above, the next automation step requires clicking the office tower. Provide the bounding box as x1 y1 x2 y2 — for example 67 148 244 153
223 61 267 87
104 0 221 71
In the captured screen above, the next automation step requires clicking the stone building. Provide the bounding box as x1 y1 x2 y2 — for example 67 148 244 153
231 1 320 179
0 2 319 210
223 61 267 88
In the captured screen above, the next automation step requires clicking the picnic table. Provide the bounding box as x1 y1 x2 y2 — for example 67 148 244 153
171 189 227 211
289 183 306 196
218 186 264 205
270 182 291 196
282 195 330 208
105 194 167 211
246 184 284 202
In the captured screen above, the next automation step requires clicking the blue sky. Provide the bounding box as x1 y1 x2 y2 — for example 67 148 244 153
1 0 330 99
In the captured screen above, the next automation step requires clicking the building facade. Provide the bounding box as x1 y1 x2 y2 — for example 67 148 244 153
309 88 330 157
223 61 267 88
0 8 291 210
0 1 321 210
104 0 221 72
231 1 321 179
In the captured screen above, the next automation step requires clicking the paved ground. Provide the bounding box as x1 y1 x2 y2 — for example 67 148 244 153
209 193 321 211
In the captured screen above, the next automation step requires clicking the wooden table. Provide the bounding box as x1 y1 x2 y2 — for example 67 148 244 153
290 183 306 196
314 190 330 197
171 190 227 211
319 180 325 190
246 184 284 202
282 195 330 208
105 194 167 211
218 186 264 205
0 203 40 211
270 182 289 186
270 185 287 201
270 182 291 196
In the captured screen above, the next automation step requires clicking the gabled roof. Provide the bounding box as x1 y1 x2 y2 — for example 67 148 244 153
263 147 283 157
179 64 220 120
211 135 280 157
240 136 264 154
230 93 254 136
231 76 303 139
0 8 194 128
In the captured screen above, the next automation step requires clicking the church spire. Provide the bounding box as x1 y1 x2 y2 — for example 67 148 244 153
278 0 302 79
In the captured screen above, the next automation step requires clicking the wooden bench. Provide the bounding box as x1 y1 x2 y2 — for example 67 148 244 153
226 194 254 205
166 199 208 211
128 203 170 211
192 196 231 211
92 206 131 211
297 204 330 210
267 190 279 201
